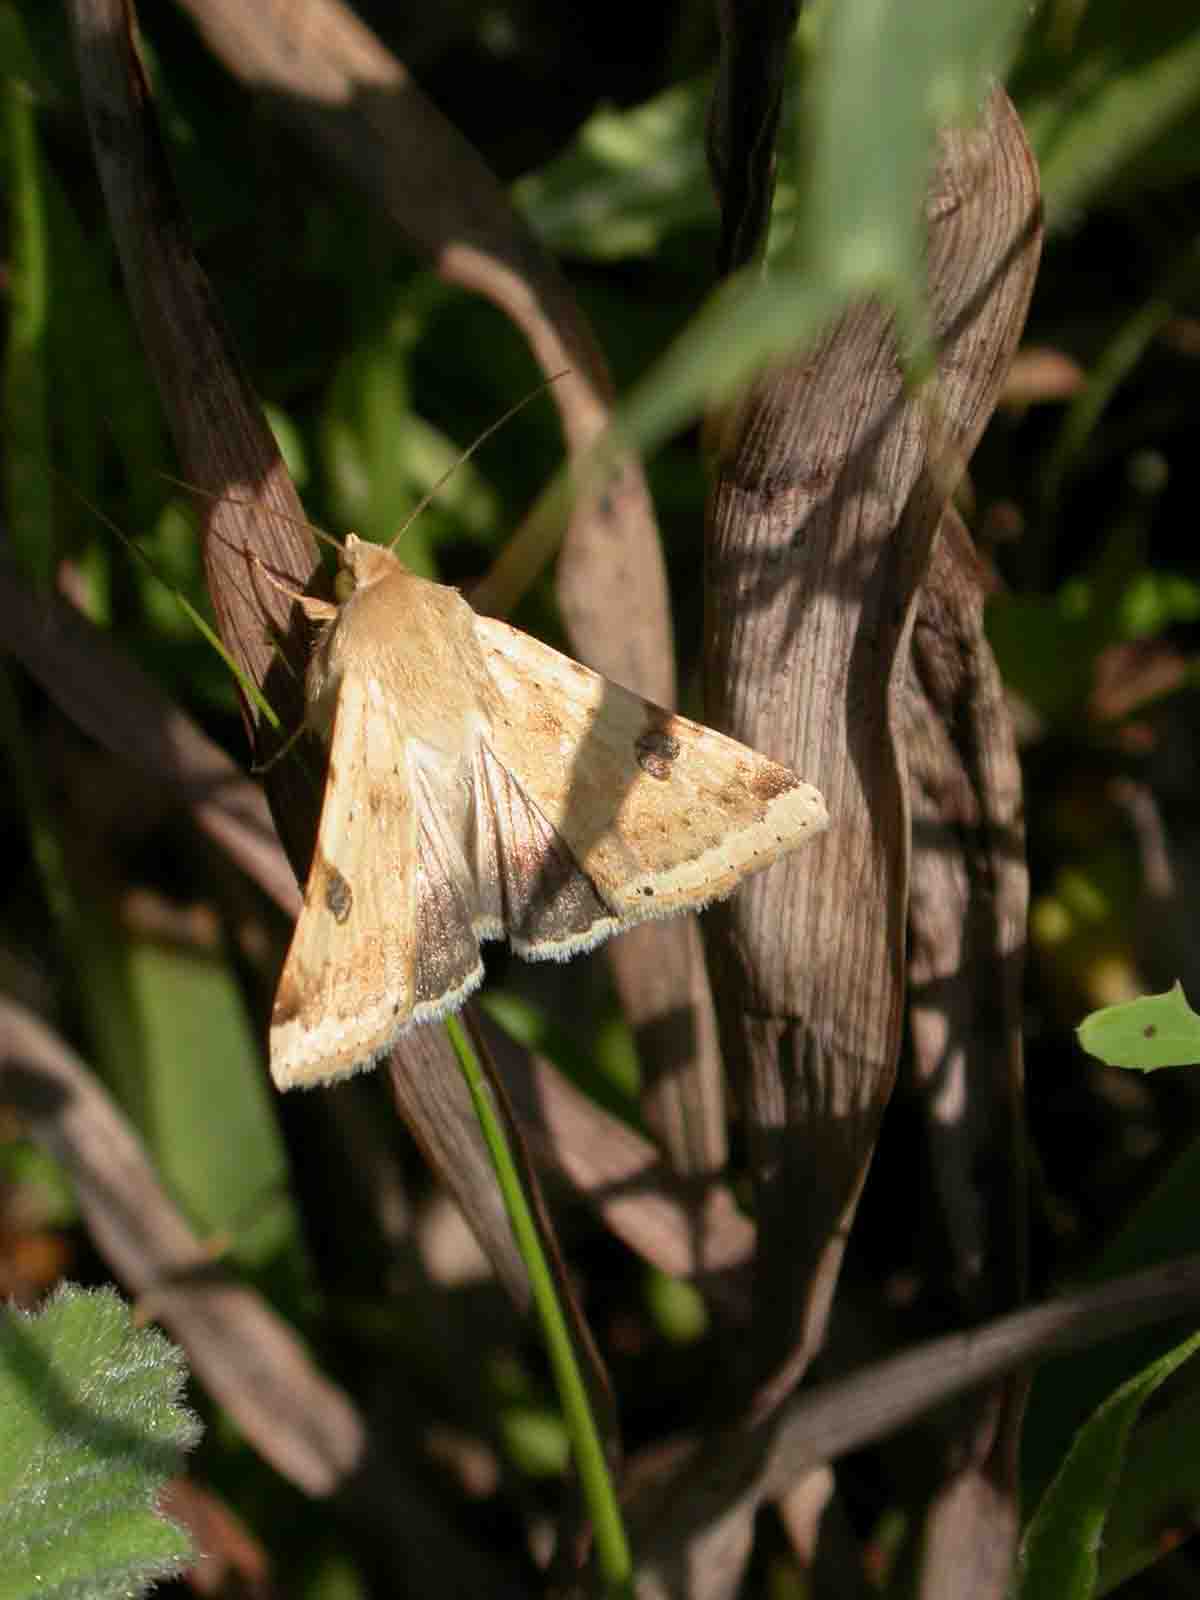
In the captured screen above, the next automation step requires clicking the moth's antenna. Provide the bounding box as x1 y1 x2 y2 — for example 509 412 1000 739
155 471 343 554
387 371 569 554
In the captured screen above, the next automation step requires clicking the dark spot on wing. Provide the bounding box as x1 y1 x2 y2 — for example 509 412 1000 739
324 863 353 924
635 727 682 781
1144 1024 1157 1039
746 762 800 804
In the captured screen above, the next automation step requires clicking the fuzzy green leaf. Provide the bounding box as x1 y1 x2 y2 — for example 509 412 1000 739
0 1284 201 1600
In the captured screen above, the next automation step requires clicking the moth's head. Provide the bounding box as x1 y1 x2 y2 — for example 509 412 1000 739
334 534 402 602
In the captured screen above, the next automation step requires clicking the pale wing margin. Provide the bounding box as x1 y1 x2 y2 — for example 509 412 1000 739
473 617 827 921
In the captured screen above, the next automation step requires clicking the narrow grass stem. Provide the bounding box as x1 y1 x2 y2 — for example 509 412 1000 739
445 1014 634 1599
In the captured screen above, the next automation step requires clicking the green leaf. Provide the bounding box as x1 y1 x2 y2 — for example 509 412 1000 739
123 939 301 1271
515 79 714 261
0 4 49 90
43 159 167 522
1077 982 1200 1071
480 990 640 1125
320 324 499 576
1096 1380 1200 1594
1119 569 1200 638
67 880 303 1282
499 1401 571 1478
645 1268 709 1346
3 67 52 588
301 1549 371 1600
1014 1 1200 227
1022 1130 1200 1525
985 593 1098 725
986 494 1188 727
0 1284 201 1600
0 1142 77 1230
622 0 1031 457
1016 1327 1200 1600
798 0 1026 317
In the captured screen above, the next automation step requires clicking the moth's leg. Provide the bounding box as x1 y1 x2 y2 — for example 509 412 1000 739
247 548 339 621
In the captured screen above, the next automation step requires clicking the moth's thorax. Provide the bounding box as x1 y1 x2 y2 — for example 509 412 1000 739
306 540 495 752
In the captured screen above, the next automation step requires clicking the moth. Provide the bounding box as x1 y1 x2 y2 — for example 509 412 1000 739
270 535 827 1088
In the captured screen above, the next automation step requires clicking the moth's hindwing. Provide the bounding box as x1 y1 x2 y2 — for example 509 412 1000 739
471 742 617 959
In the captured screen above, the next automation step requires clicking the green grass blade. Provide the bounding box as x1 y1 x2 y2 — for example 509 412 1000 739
3 69 52 588
444 1016 634 1599
69 486 284 734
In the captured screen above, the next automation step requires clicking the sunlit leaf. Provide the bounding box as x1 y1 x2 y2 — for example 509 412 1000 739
1077 982 1200 1072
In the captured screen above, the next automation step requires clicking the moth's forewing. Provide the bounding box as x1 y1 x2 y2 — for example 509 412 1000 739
271 670 426 1088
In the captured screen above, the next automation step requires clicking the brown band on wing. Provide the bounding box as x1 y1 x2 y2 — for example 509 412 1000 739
476 743 613 952
413 816 484 1007
406 758 486 1008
